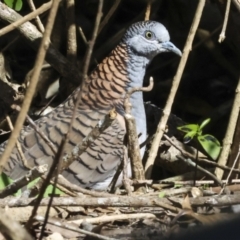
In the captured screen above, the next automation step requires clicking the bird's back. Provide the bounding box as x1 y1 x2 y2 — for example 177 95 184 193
1 44 130 189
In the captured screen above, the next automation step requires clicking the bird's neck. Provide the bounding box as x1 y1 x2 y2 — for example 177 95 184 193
125 47 150 147
75 44 150 117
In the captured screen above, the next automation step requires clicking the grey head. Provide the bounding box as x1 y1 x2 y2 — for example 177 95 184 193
122 21 182 61
119 21 181 158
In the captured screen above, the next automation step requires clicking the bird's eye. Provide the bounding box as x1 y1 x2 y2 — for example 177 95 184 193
145 31 153 39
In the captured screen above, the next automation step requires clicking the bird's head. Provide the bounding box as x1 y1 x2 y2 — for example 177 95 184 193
122 21 182 60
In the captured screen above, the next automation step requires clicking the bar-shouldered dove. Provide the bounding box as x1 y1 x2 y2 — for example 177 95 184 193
1 21 181 190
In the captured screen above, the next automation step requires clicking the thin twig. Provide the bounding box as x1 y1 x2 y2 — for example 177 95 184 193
5 115 29 169
0 1 52 37
215 75 240 179
218 0 231 43
161 179 240 185
27 0 45 33
26 136 64 230
82 0 103 78
36 216 118 240
145 0 206 179
98 0 121 34
163 134 240 174
107 159 124 193
232 0 240 12
0 1 81 85
39 147 62 239
144 0 152 20
66 0 77 63
0 165 48 198
78 27 88 45
221 144 240 194
1 36 20 52
0 0 60 174
177 156 223 187
122 146 132 195
68 213 156 225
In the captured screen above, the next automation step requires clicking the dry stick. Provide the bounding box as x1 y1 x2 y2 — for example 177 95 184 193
218 0 231 43
122 146 132 195
163 134 240 174
36 216 118 240
220 144 240 194
215 75 240 180
0 165 48 198
3 194 240 208
1 36 20 52
145 0 206 179
5 115 29 169
177 156 223 187
161 179 240 185
78 27 88 45
3 196 172 208
66 0 77 63
48 178 77 197
232 0 240 12
26 137 64 230
153 200 181 213
0 1 52 36
38 146 64 240
82 0 103 78
0 0 59 174
0 1 80 85
0 208 33 240
124 77 154 186
144 0 152 20
27 0 45 33
107 159 124 193
98 0 121 34
23 0 61 229
68 213 156 225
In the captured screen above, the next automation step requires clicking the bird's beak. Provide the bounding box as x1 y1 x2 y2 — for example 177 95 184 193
161 41 182 56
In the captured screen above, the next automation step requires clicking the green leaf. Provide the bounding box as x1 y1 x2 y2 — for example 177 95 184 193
43 184 62 197
27 178 63 197
0 173 22 196
198 134 221 160
199 118 211 131
183 130 197 144
177 124 199 133
27 177 40 189
4 0 23 11
158 192 165 198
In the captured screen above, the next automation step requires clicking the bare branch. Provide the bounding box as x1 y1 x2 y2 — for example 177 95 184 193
0 0 61 174
145 0 206 179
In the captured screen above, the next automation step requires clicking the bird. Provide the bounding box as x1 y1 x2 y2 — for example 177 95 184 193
0 21 181 190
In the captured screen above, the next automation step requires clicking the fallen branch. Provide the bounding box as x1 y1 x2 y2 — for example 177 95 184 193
2 194 240 208
0 165 48 198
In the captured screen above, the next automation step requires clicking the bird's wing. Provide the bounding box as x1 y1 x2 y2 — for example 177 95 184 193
2 98 126 188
